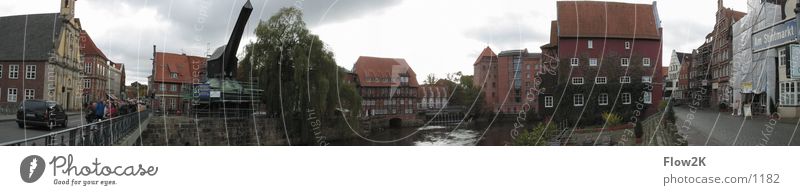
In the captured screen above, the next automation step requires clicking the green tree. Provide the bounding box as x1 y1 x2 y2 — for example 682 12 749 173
513 123 556 146
247 7 361 144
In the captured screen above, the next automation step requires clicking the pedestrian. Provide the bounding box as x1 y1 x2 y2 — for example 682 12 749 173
85 102 96 123
95 99 106 121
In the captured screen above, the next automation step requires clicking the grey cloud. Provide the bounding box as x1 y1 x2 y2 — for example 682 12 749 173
79 0 401 84
463 14 548 51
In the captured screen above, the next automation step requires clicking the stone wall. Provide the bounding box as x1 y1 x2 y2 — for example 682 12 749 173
140 116 290 146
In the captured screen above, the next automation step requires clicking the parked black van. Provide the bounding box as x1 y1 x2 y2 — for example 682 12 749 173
16 100 68 130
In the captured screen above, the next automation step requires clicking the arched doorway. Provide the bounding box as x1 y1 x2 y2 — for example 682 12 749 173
389 118 402 128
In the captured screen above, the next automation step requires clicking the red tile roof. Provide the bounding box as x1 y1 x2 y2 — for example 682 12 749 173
79 30 108 60
557 1 660 39
353 56 419 87
152 52 207 84
473 46 497 66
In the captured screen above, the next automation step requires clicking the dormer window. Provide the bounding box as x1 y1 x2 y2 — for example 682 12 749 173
170 72 178 79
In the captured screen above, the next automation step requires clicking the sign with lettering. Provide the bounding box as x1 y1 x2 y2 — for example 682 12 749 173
791 44 800 79
193 84 211 101
753 18 797 52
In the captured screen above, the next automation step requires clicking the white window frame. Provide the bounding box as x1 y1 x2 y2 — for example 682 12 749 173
84 79 91 89
625 41 631 49
588 40 593 49
780 81 800 106
622 93 631 104
9 65 19 79
621 58 630 67
24 89 34 100
0 64 3 78
570 58 579 66
573 94 584 107
598 93 609 105
595 77 607 84
7 88 17 102
544 96 554 108
571 77 584 85
171 72 178 79
643 91 652 104
171 84 177 92
642 76 652 83
620 76 631 83
25 65 36 79
643 58 651 67
589 58 598 66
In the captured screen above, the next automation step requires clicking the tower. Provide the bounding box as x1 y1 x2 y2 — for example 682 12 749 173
61 0 76 19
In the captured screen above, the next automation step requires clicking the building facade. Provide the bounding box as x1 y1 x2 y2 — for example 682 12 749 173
666 50 690 99
0 0 83 110
473 47 541 115
709 0 746 109
148 51 206 113
418 84 449 110
538 1 663 125
79 30 109 103
351 56 420 125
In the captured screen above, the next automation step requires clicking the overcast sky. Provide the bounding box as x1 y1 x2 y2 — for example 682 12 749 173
0 0 748 85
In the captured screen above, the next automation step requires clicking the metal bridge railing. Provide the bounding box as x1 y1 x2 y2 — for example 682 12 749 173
0 110 152 146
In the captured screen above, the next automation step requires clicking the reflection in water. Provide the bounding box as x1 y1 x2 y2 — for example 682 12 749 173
332 122 517 146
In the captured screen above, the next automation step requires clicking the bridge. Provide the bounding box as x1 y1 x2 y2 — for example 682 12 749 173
0 110 152 146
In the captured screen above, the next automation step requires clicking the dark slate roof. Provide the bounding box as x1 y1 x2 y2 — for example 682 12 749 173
0 13 62 61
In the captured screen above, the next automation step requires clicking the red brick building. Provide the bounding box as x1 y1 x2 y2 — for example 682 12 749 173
708 0 745 109
539 1 664 125
351 56 419 126
148 50 206 113
473 47 542 114
80 30 110 103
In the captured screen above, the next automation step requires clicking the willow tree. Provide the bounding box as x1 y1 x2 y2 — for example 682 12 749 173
247 7 361 144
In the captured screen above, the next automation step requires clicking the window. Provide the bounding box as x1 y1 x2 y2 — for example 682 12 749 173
643 58 651 67
620 76 631 83
643 92 652 104
160 84 166 91
7 88 17 102
622 93 631 104
0 64 3 78
780 81 800 106
170 72 178 79
598 93 609 105
570 58 579 66
625 41 631 49
573 94 584 106
84 79 90 89
171 84 177 92
588 40 593 49
544 96 554 108
9 65 19 79
595 77 607 84
621 58 630 66
642 76 652 83
25 65 36 79
24 89 34 100
589 58 598 66
169 98 176 110
571 77 584 85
